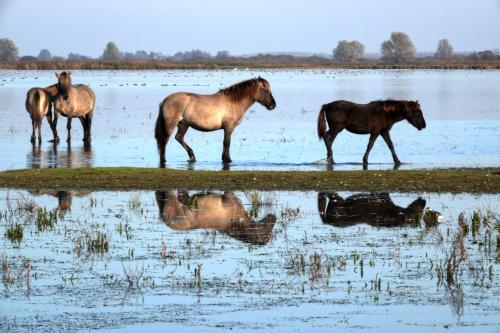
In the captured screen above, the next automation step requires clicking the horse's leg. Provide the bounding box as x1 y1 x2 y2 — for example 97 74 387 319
222 127 234 164
156 116 176 168
47 111 60 143
30 118 36 144
175 121 196 162
78 116 87 142
381 131 401 165
363 133 379 165
37 119 42 144
66 117 72 143
323 129 340 164
86 114 92 142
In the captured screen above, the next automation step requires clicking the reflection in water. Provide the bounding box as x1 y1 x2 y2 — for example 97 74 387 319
318 192 426 227
155 190 276 245
27 142 94 168
28 190 90 213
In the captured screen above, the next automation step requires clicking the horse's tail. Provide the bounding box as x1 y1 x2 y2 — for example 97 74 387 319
317 104 328 139
154 102 167 149
30 89 44 122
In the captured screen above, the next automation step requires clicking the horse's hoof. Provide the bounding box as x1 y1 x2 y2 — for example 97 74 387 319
30 138 35 144
188 157 196 163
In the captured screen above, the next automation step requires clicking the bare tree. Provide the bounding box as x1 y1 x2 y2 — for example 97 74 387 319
215 50 230 59
0 38 19 61
380 32 416 63
102 42 121 60
435 39 453 60
37 49 52 61
333 40 365 61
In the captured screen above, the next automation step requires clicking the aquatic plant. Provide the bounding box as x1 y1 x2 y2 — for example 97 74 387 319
35 207 58 232
5 223 23 245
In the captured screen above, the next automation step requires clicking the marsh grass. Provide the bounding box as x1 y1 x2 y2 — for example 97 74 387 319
1 168 497 192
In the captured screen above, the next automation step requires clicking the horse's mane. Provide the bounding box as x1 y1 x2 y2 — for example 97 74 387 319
371 99 408 113
219 78 260 101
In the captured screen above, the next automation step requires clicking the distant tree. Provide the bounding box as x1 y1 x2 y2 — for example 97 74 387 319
435 39 453 60
172 49 211 61
215 50 230 59
68 52 92 60
19 55 38 61
333 40 365 61
37 49 52 61
134 50 150 60
122 52 135 60
102 41 121 60
477 50 496 60
0 38 19 61
149 51 163 60
380 32 416 63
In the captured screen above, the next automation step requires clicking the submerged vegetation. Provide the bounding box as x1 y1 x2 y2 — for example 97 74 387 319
0 167 498 192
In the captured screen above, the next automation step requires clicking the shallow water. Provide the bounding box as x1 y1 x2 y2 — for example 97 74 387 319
0 189 498 332
1 69 499 170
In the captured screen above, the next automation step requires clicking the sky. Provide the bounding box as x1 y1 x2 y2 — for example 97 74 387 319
0 0 499 57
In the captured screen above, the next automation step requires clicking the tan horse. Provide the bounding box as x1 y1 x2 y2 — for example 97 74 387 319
155 190 277 245
154 77 276 166
53 72 96 143
25 87 58 143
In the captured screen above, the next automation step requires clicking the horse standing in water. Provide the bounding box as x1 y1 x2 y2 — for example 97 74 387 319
53 72 96 143
317 100 426 165
25 87 57 143
154 77 276 166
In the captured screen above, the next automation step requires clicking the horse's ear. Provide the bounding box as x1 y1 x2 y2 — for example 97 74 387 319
68 71 71 76
55 72 59 79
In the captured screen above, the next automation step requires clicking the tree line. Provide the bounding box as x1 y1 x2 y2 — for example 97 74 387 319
1 33 499 63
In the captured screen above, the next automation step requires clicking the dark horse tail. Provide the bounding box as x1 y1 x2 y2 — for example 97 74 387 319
317 104 327 139
154 102 167 153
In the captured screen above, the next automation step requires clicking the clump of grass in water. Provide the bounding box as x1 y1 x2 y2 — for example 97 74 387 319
87 231 109 253
245 191 276 218
5 223 23 245
36 207 58 232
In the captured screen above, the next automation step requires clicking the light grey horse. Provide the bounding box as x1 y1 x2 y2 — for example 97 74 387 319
53 71 96 143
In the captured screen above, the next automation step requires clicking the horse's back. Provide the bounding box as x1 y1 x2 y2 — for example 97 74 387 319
25 87 49 118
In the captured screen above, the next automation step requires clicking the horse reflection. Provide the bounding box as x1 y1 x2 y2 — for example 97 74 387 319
318 192 426 227
155 190 276 245
28 190 90 212
27 142 93 168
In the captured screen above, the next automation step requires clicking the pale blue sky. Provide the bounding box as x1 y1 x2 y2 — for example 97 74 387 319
1 0 499 57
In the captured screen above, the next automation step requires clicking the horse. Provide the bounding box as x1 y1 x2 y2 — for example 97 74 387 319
52 71 96 143
317 99 426 165
317 192 426 227
154 77 276 166
155 190 277 245
25 87 58 143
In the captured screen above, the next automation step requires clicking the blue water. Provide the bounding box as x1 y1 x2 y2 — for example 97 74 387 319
1 69 499 170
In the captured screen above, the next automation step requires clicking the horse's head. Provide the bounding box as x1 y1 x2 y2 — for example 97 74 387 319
404 197 426 223
254 77 276 110
55 71 72 100
403 100 426 130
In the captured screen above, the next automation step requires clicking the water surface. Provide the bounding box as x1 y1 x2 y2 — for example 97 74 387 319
0 189 498 332
1 69 499 170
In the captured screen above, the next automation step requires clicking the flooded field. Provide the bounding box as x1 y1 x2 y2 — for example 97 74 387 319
1 69 499 171
0 189 498 332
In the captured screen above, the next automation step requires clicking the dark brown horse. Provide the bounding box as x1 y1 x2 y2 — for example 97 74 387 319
317 192 426 227
317 100 426 165
155 190 277 245
53 72 96 143
154 77 276 166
